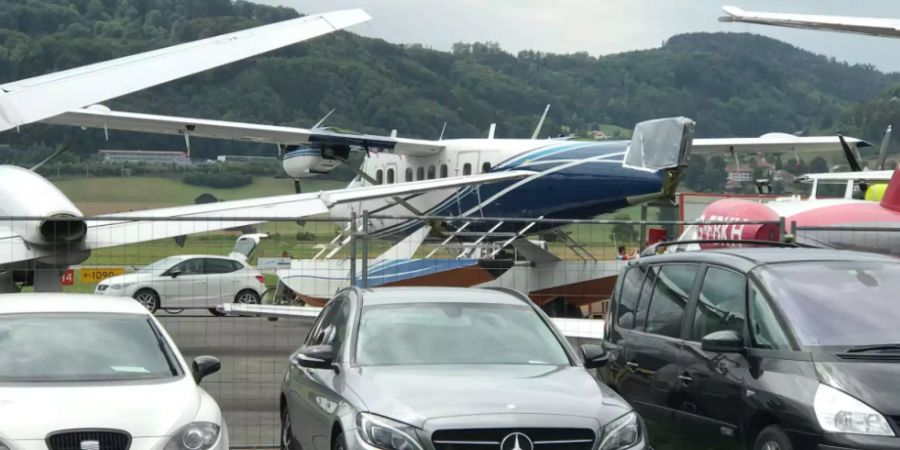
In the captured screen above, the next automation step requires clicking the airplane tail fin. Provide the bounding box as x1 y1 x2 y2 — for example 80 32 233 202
623 117 695 171
880 169 900 212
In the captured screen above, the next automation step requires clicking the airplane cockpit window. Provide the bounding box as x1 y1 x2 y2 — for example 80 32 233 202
440 164 448 178
387 168 395 184
463 163 472 176
405 168 413 182
375 169 383 185
427 165 436 179
482 162 491 173
417 167 425 180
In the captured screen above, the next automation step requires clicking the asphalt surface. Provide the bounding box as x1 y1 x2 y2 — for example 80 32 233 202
159 314 315 448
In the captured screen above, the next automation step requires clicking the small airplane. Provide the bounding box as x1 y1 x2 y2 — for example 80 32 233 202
679 169 900 256
45 106 871 243
0 9 528 293
720 5 900 39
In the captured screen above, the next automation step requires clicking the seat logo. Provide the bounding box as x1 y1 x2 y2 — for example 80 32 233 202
500 433 533 450
80 440 100 450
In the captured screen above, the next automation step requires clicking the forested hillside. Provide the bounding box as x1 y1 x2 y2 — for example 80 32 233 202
1 0 899 164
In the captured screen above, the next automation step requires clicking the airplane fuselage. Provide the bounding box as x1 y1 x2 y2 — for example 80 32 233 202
286 139 670 238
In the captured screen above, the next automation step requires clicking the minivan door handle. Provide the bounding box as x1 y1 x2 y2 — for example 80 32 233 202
679 373 693 384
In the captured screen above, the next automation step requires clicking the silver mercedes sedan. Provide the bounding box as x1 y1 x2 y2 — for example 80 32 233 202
279 287 647 450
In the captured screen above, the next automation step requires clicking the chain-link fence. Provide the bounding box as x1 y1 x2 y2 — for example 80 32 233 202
4 213 882 447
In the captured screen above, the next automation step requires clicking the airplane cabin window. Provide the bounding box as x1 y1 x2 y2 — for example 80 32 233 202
482 162 491 173
405 168 413 182
463 163 472 176
440 164 448 178
427 165 436 179
375 170 383 185
387 168 395 184
417 167 425 181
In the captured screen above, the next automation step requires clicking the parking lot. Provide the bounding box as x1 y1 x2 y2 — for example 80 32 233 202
159 314 315 448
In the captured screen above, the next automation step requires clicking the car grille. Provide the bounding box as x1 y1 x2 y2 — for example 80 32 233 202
432 428 595 450
46 430 131 450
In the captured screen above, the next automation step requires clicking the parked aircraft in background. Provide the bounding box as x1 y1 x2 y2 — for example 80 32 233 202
679 170 900 256
721 5 900 39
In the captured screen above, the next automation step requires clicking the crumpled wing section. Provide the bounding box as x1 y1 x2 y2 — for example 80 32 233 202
84 171 530 251
0 9 370 132
44 108 446 156
720 5 900 39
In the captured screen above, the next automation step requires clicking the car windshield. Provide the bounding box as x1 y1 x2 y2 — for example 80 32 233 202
0 313 180 382
355 302 570 366
140 256 182 273
758 261 900 346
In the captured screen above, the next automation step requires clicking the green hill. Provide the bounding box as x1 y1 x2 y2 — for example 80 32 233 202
1 0 898 165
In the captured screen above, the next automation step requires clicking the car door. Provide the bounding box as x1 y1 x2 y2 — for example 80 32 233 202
161 258 205 306
616 263 699 450
201 258 239 304
678 265 750 450
286 296 353 450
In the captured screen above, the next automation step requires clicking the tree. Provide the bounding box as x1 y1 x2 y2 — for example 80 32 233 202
609 213 639 244
704 156 728 192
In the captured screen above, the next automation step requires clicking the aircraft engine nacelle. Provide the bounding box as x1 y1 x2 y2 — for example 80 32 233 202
0 165 88 246
282 145 350 178
695 199 781 247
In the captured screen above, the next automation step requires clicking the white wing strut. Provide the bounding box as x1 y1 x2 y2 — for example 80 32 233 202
0 9 370 132
720 5 900 39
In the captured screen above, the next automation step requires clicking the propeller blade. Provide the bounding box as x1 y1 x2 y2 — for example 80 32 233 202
879 125 892 170
30 138 77 171
839 134 863 172
312 109 336 129
531 104 550 140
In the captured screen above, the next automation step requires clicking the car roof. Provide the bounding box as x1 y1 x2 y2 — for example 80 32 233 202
358 287 525 306
638 247 896 271
0 293 151 315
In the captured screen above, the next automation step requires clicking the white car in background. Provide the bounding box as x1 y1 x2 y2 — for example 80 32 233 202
95 234 268 314
0 294 228 450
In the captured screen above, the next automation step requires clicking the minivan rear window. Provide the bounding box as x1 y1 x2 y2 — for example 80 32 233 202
759 261 900 346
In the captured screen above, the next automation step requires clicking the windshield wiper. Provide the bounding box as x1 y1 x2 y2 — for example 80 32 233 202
844 344 900 353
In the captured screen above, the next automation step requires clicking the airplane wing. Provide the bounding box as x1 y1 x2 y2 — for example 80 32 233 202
692 135 870 155
795 170 894 184
43 107 445 156
0 9 370 133
0 172 529 267
720 5 900 39
217 303 605 340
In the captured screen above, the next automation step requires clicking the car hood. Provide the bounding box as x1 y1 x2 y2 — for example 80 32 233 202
99 272 154 286
0 376 199 439
346 365 630 428
816 360 900 416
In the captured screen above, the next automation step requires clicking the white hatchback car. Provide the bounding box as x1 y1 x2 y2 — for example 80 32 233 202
0 294 228 450
95 254 266 313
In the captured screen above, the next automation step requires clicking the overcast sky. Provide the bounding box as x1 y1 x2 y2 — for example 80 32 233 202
256 0 900 72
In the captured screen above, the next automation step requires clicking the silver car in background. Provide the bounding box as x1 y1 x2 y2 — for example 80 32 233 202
279 287 646 450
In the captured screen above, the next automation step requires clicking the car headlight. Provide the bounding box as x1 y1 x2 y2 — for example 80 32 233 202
599 412 642 450
356 412 423 450
814 384 894 436
109 283 133 290
164 422 221 450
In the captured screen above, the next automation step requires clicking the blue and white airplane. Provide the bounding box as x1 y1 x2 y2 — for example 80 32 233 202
45 107 869 240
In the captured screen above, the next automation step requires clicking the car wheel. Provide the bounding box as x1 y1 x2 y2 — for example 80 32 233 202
753 425 794 450
133 289 160 313
332 431 346 450
281 406 296 450
235 289 261 304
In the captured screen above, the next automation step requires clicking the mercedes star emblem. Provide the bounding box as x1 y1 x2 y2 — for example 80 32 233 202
500 433 533 450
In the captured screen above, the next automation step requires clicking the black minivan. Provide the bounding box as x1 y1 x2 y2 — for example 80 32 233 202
599 247 900 450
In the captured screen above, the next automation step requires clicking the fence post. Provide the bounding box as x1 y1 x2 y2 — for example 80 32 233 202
361 210 369 288
349 212 357 287
789 220 798 244
778 216 785 242
639 204 648 251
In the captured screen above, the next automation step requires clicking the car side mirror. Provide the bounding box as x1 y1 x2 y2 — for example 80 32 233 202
192 355 221 383
581 344 609 369
701 330 745 354
168 268 182 278
293 345 335 370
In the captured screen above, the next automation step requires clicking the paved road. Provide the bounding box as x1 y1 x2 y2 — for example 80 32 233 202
159 314 315 448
